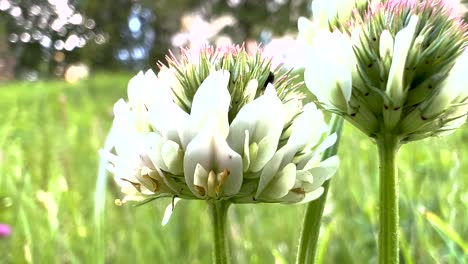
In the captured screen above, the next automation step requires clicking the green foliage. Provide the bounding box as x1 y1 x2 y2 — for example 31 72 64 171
0 74 467 263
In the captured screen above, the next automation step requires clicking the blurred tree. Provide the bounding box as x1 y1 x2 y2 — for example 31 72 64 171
79 0 132 69
140 0 311 67
200 0 310 43
1 0 313 78
0 0 104 79
139 0 200 67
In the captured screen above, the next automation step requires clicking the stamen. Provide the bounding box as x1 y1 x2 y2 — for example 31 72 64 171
219 169 230 186
291 188 306 195
194 185 206 197
141 174 160 192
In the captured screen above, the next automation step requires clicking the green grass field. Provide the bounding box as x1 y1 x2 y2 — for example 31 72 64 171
0 73 467 263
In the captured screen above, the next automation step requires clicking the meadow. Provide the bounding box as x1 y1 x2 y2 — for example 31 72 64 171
0 73 467 263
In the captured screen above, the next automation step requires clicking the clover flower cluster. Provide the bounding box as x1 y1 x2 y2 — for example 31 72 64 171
100 46 339 205
300 0 467 142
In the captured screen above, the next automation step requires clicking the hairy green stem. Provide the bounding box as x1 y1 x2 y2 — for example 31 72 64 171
296 115 344 264
209 200 231 264
377 133 400 264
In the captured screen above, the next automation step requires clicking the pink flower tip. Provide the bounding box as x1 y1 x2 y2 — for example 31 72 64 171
383 0 465 19
0 223 11 237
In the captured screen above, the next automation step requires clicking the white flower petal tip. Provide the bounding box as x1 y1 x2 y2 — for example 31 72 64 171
254 102 330 201
307 155 340 181
113 99 130 117
184 115 243 198
298 17 314 34
144 69 157 80
256 163 297 200
227 84 285 172
147 86 190 146
299 187 324 203
190 70 231 138
244 79 259 103
161 198 181 226
379 30 394 59
303 30 354 112
385 15 419 106
287 103 326 149
422 48 468 118
127 69 160 112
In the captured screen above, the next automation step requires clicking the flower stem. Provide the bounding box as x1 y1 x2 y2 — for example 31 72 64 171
377 133 400 264
296 115 344 264
209 200 231 264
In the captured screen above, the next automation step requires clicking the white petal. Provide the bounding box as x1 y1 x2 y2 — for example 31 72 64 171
157 66 188 106
145 132 169 172
305 64 337 108
127 70 159 111
255 148 291 197
314 133 337 154
305 155 340 185
161 140 184 175
147 84 190 147
242 130 251 172
184 115 243 198
257 163 297 200
161 198 181 226
283 93 303 125
423 49 468 117
255 106 324 197
386 15 419 106
298 17 313 35
297 133 337 169
190 70 231 138
296 169 314 183
193 164 209 196
379 30 394 59
299 187 324 203
446 48 468 100
243 79 259 103
227 85 285 172
304 30 353 111
112 99 144 159
298 17 317 44
127 71 145 108
287 103 326 151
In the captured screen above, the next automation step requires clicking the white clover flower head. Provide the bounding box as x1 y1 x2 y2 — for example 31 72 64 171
301 0 468 142
100 45 339 210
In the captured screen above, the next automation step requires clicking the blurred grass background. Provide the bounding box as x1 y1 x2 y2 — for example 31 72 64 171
0 74 467 263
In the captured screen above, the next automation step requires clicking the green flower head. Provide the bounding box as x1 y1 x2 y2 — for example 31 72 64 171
300 0 467 142
100 45 339 209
